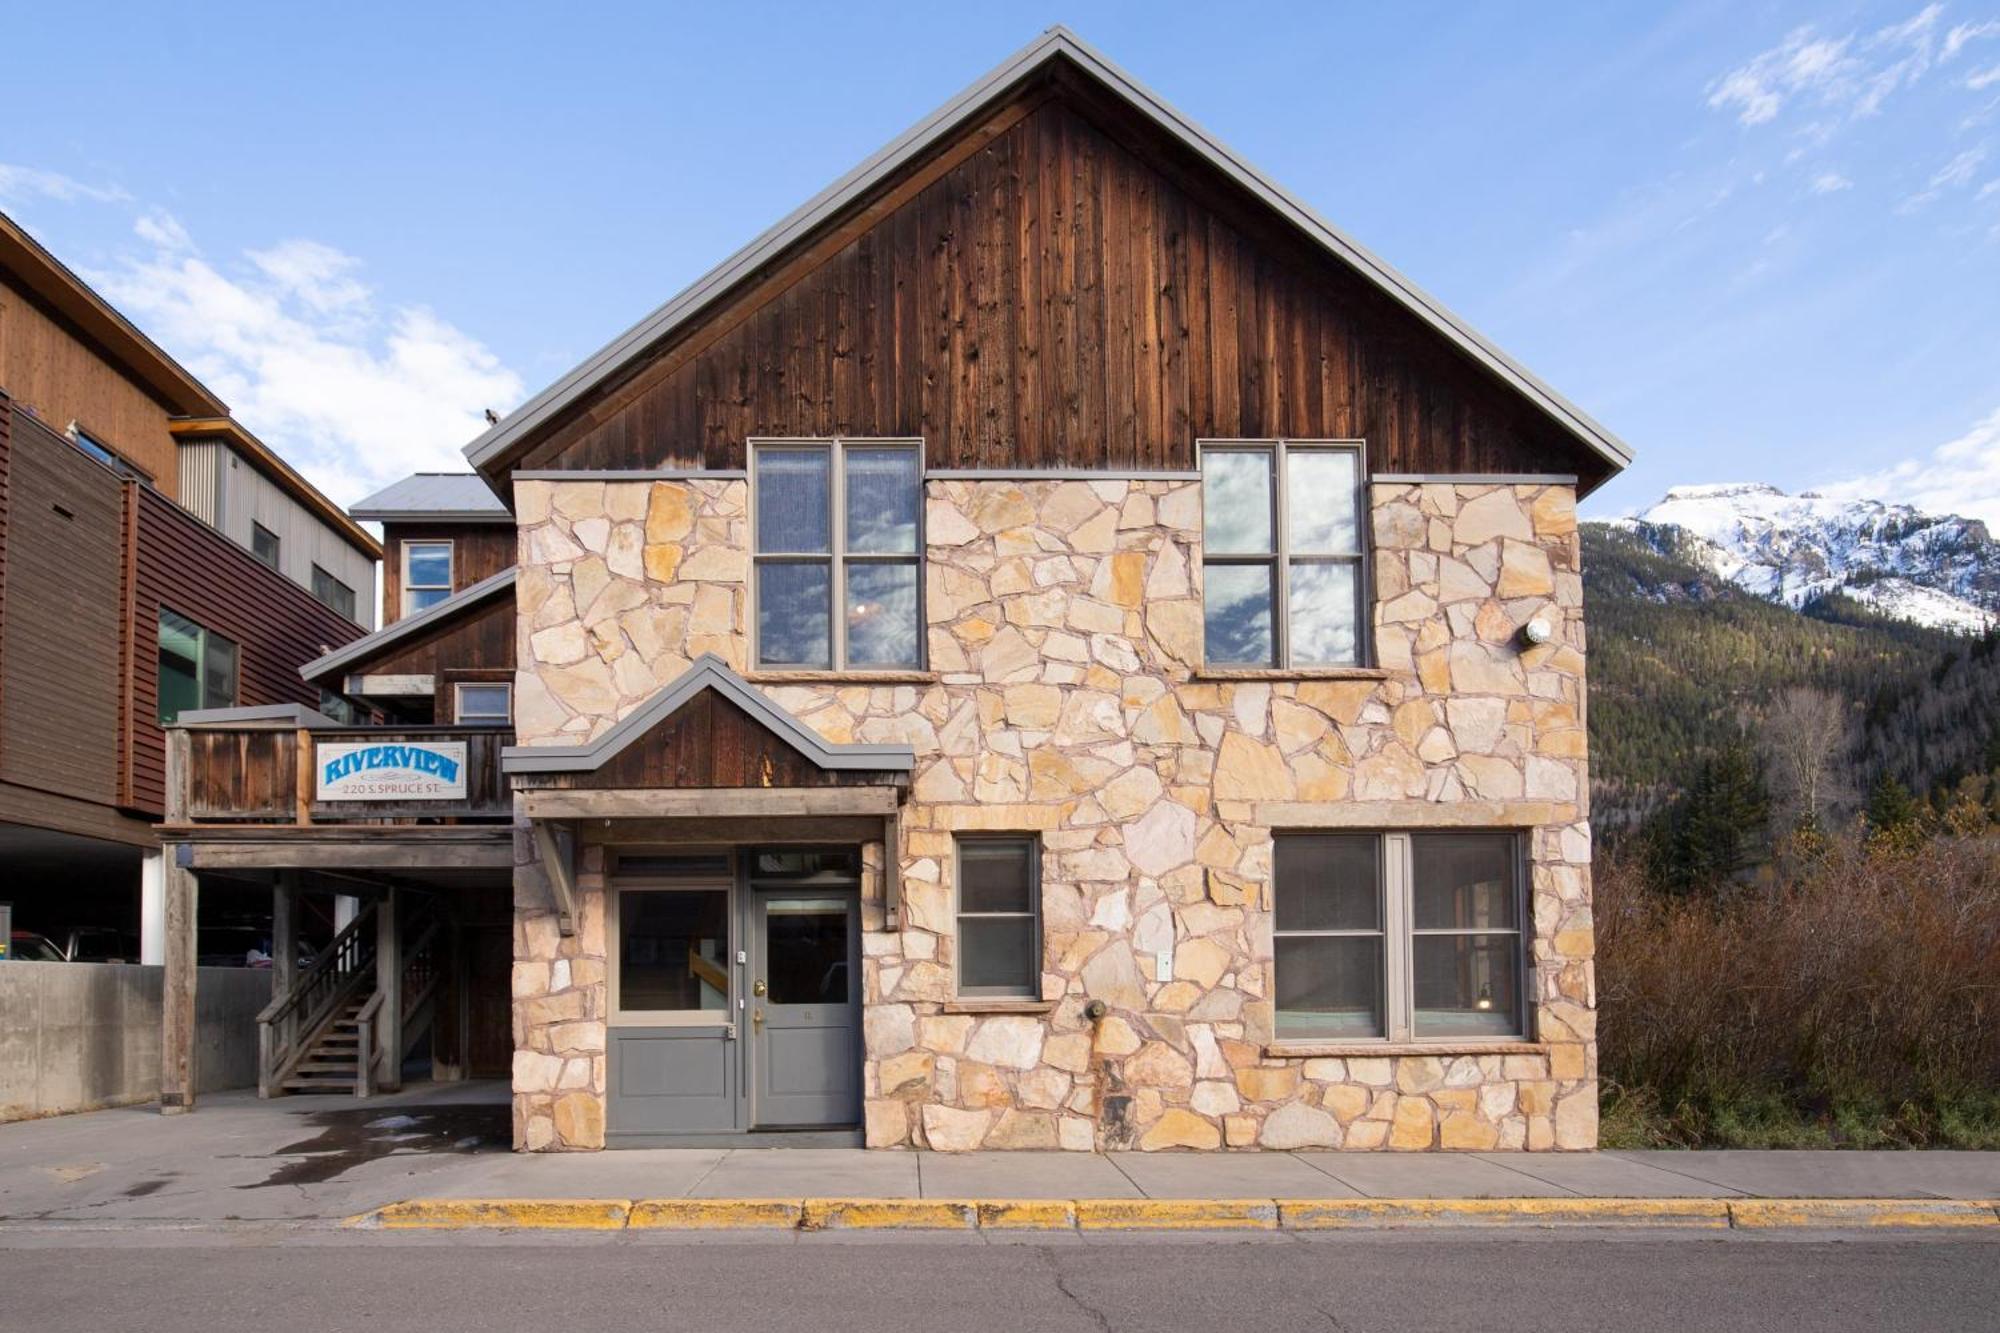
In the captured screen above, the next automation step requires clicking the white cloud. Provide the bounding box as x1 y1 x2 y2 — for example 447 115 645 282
1811 170 1854 193
1968 61 2000 90
84 214 523 506
1944 18 2000 60
1707 6 1946 128
1829 406 2000 526
1900 143 1992 208
0 163 129 205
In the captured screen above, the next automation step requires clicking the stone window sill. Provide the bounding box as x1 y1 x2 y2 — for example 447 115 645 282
744 670 940 685
942 997 1059 1016
1263 1040 1546 1059
1192 666 1391 682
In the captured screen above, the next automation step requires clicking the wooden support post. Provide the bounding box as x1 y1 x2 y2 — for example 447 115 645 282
883 807 901 930
374 883 402 1094
532 820 578 937
268 871 299 1097
159 849 198 1113
294 728 313 826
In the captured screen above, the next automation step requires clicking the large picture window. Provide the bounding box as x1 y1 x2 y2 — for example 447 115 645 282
1275 831 1525 1041
955 836 1040 998
157 609 238 724
1201 441 1366 668
752 440 921 670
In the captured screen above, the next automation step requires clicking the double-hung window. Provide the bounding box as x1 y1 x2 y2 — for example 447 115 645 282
1201 441 1366 668
1275 831 1527 1041
955 836 1040 998
402 540 453 615
156 609 238 724
751 440 922 670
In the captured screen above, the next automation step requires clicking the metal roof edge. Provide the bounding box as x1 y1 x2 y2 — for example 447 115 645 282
461 26 1630 481
501 653 916 775
299 567 518 682
173 702 344 730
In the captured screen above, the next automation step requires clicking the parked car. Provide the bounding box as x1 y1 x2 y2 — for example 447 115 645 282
5 930 65 961
64 926 141 963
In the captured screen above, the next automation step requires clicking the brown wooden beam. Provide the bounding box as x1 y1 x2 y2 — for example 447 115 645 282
159 850 198 1113
520 786 902 821
181 837 514 871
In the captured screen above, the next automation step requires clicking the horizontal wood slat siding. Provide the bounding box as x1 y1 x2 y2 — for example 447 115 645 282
381 522 514 625
181 726 512 822
353 589 516 679
130 486 366 815
519 94 1602 485
0 410 125 807
546 688 900 791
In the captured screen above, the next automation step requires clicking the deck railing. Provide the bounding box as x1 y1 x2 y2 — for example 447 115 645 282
168 722 514 825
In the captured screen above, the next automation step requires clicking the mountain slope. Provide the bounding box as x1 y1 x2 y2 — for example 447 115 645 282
1608 483 2000 632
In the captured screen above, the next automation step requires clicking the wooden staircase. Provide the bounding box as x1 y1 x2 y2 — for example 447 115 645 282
257 892 444 1098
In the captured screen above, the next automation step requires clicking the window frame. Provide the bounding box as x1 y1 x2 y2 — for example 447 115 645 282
400 539 454 616
250 522 282 570
452 680 513 725
156 607 239 724
1274 830 1530 1044
748 438 925 672
311 564 358 622
953 834 1042 1000
605 853 737 1029
1197 439 1371 669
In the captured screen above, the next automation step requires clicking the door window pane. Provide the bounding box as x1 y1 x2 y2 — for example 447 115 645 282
1276 936 1383 1038
1287 450 1359 553
845 563 920 667
757 563 832 668
619 890 730 1012
1203 564 1274 666
765 899 850 1004
1413 934 1520 1037
755 449 831 554
1274 835 1379 932
845 448 919 554
1288 562 1359 666
1412 834 1519 930
1201 450 1273 553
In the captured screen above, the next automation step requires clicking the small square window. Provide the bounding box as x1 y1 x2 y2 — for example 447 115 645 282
453 682 512 724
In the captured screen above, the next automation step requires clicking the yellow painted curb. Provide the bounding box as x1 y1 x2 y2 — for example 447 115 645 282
801 1198 978 1230
1280 1198 1732 1229
356 1198 632 1230
1075 1199 1277 1231
978 1199 1079 1230
629 1198 804 1229
1727 1199 2000 1230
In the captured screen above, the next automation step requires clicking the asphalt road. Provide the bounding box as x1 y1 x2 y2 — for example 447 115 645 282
3 1232 1996 1332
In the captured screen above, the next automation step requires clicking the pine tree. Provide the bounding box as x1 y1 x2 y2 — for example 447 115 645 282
1642 744 1770 896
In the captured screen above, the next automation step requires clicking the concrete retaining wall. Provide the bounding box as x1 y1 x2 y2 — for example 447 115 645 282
0 963 272 1122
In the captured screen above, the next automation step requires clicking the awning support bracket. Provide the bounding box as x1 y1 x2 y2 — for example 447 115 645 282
533 819 578 937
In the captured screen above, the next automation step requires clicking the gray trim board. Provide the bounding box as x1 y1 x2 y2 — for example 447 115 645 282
1372 473 1581 485
175 703 344 730
462 26 1631 483
299 567 517 682
503 653 915 776
512 469 749 482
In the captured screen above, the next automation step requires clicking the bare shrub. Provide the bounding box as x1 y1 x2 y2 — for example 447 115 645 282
1596 831 2000 1145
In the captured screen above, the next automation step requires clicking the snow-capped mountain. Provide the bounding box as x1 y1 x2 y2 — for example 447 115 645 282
1599 483 2000 633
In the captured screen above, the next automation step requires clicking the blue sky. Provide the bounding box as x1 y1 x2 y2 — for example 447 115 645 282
4 2 1998 519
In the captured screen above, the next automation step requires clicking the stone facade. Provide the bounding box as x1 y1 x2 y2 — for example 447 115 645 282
510 472 1595 1152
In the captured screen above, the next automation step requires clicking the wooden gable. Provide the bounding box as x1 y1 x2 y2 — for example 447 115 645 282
536 686 904 791
508 68 1613 488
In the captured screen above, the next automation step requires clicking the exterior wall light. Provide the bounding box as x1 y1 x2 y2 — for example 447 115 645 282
1520 616 1555 647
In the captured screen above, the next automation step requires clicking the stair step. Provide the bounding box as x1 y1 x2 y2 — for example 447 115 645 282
293 1061 359 1073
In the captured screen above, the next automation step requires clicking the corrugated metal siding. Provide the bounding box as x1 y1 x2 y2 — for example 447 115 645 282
128 485 369 815
176 441 223 527
212 445 377 630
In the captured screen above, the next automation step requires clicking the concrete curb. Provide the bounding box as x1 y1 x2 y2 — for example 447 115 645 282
348 1197 2000 1233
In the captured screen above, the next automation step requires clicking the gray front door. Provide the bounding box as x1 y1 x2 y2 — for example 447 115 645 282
749 889 860 1128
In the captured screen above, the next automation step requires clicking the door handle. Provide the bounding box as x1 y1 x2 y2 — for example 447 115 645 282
751 1008 765 1031
752 979 768 997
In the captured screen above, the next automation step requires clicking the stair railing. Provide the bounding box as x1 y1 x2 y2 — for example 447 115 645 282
256 900 380 1097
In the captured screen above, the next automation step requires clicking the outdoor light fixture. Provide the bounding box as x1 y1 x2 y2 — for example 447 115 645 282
1476 984 1494 1012
1520 615 1555 647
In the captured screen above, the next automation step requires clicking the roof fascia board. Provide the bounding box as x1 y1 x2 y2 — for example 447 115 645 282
351 509 513 524
299 567 516 682
502 653 914 775
462 27 1629 482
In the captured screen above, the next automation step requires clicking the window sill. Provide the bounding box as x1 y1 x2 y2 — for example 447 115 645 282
745 670 939 685
1263 1040 1545 1059
1192 666 1390 682
942 997 1058 1016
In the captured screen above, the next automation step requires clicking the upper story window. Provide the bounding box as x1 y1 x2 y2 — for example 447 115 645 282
751 440 922 670
311 564 358 622
402 540 453 615
1274 831 1526 1042
67 424 150 482
251 522 282 570
1200 441 1367 668
157 608 237 724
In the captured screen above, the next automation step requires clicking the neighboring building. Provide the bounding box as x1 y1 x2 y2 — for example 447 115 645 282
0 210 376 964
161 30 1626 1151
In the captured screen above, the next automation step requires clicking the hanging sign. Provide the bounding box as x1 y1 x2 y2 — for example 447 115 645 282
316 741 468 801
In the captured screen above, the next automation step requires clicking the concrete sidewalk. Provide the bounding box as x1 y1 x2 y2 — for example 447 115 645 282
4 1083 2000 1229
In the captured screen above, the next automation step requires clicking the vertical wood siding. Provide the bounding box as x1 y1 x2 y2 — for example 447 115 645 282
380 522 515 625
